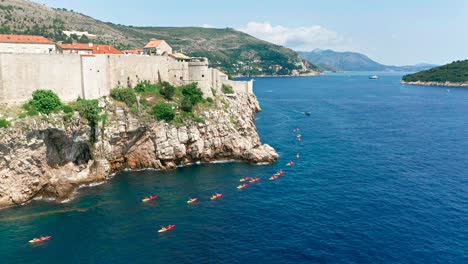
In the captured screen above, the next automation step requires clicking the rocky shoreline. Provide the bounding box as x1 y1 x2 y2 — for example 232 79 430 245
0 93 278 209
400 81 468 87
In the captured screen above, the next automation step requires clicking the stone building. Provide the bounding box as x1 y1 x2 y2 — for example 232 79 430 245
143 40 172 55
57 43 93 54
0 34 56 54
62 30 97 40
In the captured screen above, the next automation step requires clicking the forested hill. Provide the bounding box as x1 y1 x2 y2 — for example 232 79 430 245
402 60 468 83
0 0 318 76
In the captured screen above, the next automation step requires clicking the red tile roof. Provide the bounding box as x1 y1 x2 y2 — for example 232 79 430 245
144 40 163 48
0 34 54 44
92 44 122 54
57 43 93 50
57 43 122 54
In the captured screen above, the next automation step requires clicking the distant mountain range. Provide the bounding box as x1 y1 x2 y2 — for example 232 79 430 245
297 49 438 72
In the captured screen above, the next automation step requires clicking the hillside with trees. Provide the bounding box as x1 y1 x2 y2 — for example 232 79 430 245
0 0 318 76
402 60 468 83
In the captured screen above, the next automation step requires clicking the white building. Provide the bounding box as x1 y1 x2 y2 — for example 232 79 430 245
63 31 97 40
143 40 173 55
0 34 56 54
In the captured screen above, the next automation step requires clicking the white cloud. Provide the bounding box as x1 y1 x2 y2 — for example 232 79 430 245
238 21 350 51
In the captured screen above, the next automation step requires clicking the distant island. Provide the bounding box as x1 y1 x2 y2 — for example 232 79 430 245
297 49 437 72
401 60 468 87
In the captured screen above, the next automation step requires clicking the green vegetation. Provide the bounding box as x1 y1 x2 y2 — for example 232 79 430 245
0 118 11 128
120 81 207 125
74 98 101 142
159 82 176 100
110 87 137 107
222 84 234 94
24 90 62 115
402 60 468 83
151 103 175 122
181 83 203 105
134 81 160 94
61 104 74 114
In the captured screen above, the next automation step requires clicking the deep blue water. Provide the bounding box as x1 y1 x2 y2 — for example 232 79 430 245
1 73 467 263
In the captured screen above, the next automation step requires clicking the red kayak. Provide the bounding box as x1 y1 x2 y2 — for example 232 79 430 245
269 175 279 181
29 236 52 243
237 183 248 189
211 193 223 200
240 177 253 182
187 198 198 204
249 177 261 183
286 161 295 166
142 195 158 202
158 225 176 233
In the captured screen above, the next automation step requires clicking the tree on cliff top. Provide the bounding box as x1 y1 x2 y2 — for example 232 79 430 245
24 90 62 115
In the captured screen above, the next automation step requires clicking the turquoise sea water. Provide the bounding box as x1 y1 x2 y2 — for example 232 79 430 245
1 73 467 263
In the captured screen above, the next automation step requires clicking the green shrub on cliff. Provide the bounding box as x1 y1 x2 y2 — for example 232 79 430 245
61 104 74 114
181 83 204 105
180 96 193 112
152 103 175 121
159 82 176 100
134 81 160 94
24 89 62 115
0 118 11 128
75 98 101 142
110 87 137 107
222 84 234 94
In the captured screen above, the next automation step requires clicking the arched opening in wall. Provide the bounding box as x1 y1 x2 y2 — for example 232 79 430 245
180 76 183 81
202 74 205 78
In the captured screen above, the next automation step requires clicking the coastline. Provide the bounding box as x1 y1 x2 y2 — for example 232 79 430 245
235 71 321 78
0 93 278 210
400 80 468 87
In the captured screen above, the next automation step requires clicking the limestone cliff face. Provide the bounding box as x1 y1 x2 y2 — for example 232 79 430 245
0 93 278 209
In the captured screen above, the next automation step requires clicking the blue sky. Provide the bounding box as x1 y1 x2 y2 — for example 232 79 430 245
33 0 468 65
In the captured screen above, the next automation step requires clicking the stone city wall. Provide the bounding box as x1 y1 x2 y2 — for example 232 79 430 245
0 53 252 104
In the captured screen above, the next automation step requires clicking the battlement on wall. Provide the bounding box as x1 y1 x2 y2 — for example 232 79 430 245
0 53 253 104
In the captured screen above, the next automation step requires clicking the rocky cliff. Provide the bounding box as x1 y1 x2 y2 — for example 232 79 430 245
0 93 278 209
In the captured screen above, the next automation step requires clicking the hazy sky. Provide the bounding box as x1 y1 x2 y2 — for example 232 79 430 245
33 0 468 66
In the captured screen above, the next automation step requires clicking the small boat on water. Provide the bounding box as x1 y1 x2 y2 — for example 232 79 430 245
158 225 176 233
305 112 311 116
187 198 198 204
211 193 223 200
269 175 279 181
237 184 248 189
29 236 52 244
240 177 253 182
286 161 295 166
142 195 158 202
249 178 261 183
369 75 379 79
